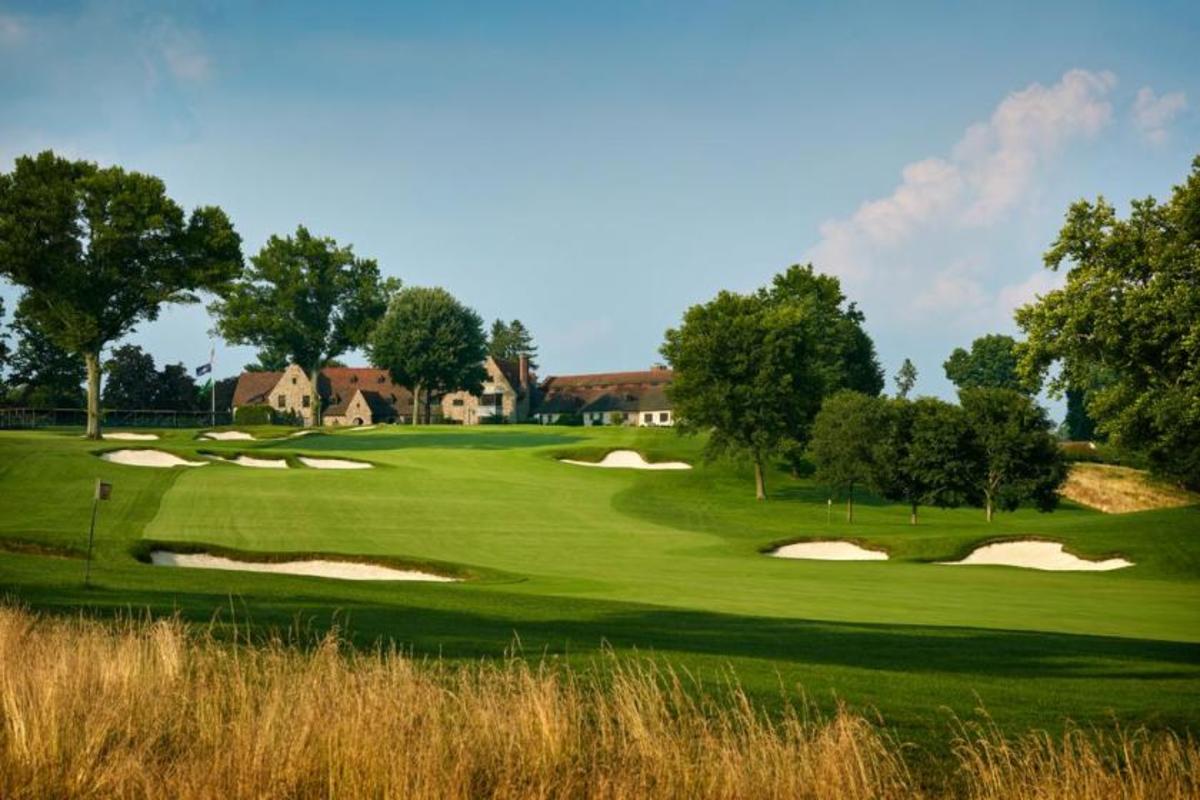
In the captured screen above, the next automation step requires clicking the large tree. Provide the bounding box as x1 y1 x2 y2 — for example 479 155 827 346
809 391 887 522
760 264 884 396
1017 157 1200 488
210 225 397 424
873 397 975 525
959 388 1067 522
488 319 538 369
5 296 86 408
103 344 159 409
368 287 488 425
661 289 824 500
0 151 242 438
943 334 1029 392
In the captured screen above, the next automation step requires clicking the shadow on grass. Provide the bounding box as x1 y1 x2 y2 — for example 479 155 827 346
261 430 587 452
14 578 1198 683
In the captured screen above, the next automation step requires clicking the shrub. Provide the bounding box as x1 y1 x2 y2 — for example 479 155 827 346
233 404 273 425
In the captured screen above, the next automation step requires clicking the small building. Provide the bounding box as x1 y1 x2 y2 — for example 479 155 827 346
441 355 533 425
232 364 415 426
534 366 674 427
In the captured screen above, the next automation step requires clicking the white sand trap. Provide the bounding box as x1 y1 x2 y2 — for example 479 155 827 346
561 450 691 470
940 540 1132 571
771 541 889 561
101 432 159 441
149 551 456 582
298 456 373 470
202 431 256 440
100 449 208 468
224 455 288 469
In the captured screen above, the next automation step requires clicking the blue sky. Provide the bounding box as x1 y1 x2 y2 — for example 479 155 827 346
1 1 1197 414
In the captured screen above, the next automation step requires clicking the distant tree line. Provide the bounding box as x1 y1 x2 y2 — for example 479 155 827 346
0 151 539 434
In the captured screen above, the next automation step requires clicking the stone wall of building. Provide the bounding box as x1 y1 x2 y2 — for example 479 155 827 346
267 364 317 426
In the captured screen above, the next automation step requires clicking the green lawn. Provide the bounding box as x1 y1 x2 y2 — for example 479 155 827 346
1 424 1197 745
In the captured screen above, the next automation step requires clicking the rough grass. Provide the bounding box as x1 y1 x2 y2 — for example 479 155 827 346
1061 463 1199 514
0 606 1196 800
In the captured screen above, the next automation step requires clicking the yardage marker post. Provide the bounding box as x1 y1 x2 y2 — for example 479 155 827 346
84 479 112 588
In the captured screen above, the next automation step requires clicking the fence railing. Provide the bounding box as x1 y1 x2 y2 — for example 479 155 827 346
0 408 234 430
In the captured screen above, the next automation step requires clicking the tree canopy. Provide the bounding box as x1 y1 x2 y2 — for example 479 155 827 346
809 391 887 521
959 388 1066 521
4 296 86 408
0 151 242 437
210 225 396 423
488 319 538 369
369 287 488 424
1016 156 1200 489
943 334 1030 392
872 397 975 524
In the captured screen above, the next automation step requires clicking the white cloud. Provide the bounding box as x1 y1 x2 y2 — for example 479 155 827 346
1133 87 1187 144
804 69 1116 332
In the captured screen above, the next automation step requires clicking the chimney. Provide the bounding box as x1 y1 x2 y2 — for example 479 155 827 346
518 354 530 393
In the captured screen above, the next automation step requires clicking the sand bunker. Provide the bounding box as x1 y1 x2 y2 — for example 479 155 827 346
100 450 208 468
771 541 889 561
941 540 1132 571
202 431 256 441
298 456 373 470
220 455 289 469
149 551 456 582
561 450 691 470
101 432 159 441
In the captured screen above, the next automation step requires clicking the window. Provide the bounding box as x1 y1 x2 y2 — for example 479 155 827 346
659 412 669 422
643 413 652 423
302 395 311 408
276 394 286 408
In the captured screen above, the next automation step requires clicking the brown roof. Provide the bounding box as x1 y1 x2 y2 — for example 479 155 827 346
319 368 413 418
232 371 283 407
535 368 674 415
541 368 673 391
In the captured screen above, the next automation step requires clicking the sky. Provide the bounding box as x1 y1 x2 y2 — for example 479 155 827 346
1 0 1198 416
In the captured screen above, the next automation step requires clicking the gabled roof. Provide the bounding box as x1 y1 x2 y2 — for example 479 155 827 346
232 371 283 407
319 368 412 416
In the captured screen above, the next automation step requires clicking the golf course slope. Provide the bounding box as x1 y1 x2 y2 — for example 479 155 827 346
0 424 1196 750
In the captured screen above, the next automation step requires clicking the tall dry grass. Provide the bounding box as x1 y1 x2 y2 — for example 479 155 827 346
0 606 1194 799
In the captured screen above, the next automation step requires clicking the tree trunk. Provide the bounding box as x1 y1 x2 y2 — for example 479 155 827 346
910 503 918 526
309 366 322 428
753 458 766 501
84 351 102 440
412 382 421 426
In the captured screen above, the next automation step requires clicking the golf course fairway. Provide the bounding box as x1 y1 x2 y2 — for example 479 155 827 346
0 424 1197 745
